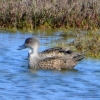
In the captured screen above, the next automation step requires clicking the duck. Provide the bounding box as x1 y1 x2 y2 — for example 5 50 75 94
18 37 84 70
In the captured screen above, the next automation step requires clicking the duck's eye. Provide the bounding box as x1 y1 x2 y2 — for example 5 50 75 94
25 38 32 44
26 40 31 44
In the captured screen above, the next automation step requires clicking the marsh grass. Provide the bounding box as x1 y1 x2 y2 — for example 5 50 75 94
51 30 100 58
72 31 100 58
0 0 100 30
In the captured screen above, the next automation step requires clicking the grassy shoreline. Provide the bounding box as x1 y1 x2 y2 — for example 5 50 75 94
0 26 100 58
71 31 100 58
0 0 100 30
50 30 100 58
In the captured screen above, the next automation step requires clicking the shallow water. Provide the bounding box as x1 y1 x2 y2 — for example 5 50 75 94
0 31 100 100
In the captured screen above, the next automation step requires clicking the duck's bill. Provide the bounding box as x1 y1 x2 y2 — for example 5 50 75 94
17 44 26 50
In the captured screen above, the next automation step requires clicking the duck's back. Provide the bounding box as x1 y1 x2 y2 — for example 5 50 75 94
39 47 72 58
37 47 84 69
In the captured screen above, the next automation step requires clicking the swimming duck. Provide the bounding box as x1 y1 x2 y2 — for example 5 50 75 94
18 37 84 70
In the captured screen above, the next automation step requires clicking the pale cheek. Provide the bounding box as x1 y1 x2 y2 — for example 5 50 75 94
29 50 32 54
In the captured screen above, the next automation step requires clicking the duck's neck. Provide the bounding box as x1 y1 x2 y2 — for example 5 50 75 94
28 47 40 67
29 46 39 57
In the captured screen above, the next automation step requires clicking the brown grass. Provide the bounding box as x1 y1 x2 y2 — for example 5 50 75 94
70 31 100 58
0 0 100 30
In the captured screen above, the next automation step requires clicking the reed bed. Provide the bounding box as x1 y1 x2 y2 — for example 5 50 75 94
0 0 100 30
72 31 100 58
52 30 100 58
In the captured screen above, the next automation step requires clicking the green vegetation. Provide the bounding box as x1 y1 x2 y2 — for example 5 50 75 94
0 0 100 30
72 31 100 58
53 30 100 58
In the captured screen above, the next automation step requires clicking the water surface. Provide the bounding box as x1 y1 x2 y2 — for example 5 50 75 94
0 31 100 100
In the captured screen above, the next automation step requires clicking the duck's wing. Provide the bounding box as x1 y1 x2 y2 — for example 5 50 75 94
38 56 65 70
42 47 63 52
38 52 84 70
40 47 73 58
42 47 72 53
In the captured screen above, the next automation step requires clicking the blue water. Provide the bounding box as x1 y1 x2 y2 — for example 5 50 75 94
0 31 100 100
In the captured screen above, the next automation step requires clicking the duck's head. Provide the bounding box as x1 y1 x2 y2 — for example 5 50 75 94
18 37 40 52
